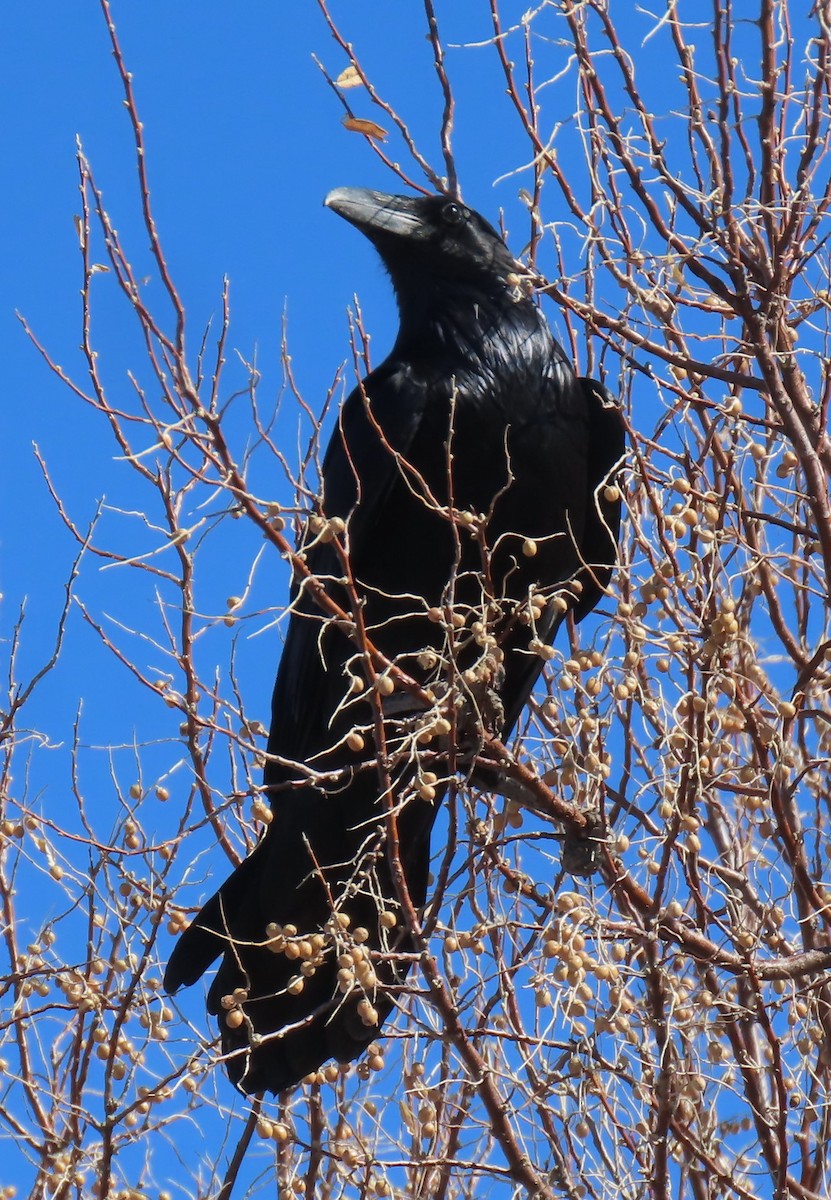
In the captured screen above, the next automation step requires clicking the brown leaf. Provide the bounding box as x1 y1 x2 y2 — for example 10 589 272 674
342 116 388 142
335 65 363 90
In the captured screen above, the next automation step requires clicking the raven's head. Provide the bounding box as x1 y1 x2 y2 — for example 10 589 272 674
324 187 524 298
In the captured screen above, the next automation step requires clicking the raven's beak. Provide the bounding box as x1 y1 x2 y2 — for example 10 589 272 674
324 187 423 240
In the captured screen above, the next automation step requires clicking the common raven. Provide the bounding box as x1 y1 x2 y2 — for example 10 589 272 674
164 187 625 1094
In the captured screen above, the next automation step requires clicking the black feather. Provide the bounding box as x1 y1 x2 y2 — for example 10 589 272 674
164 188 625 1094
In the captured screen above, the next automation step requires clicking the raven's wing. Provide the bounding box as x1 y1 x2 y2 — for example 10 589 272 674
497 376 625 739
264 357 431 765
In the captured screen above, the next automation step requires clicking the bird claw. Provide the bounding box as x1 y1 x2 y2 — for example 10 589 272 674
560 809 605 877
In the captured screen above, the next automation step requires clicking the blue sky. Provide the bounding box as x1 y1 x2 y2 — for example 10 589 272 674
2 5 739 1196
5 3 825 1198
6 6 610 1192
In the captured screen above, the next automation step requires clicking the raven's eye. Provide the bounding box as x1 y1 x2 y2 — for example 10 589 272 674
442 201 465 225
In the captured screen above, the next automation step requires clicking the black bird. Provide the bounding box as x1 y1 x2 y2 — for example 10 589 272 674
164 187 624 1094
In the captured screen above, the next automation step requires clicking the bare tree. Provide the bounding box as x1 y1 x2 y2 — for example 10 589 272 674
4 2 831 1197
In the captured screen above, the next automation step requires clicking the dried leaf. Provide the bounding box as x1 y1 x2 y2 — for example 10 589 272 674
335 65 363 90
342 116 388 142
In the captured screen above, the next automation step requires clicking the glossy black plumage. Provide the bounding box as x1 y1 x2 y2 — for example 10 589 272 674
164 188 625 1094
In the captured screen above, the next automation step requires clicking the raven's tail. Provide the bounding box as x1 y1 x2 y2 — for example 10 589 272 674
164 839 268 992
164 787 435 1095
